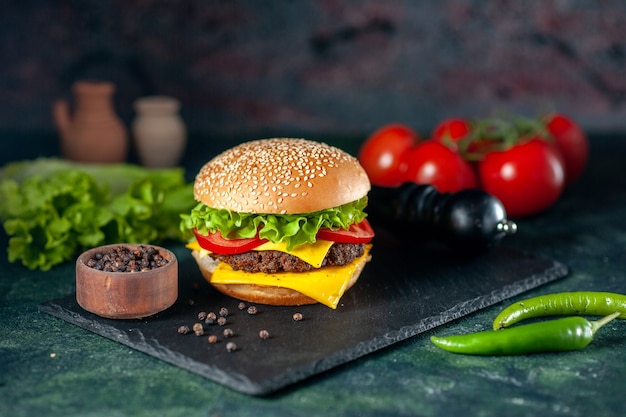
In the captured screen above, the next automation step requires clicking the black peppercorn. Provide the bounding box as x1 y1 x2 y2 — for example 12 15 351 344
86 245 169 272
205 312 217 324
192 323 204 336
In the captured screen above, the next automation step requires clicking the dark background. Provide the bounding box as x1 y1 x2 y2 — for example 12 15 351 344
3 3 626 415
2 0 626 149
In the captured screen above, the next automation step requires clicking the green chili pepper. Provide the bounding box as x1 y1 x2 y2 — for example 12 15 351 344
492 291 626 330
430 312 620 355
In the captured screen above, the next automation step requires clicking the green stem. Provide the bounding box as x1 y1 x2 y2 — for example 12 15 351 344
591 311 621 334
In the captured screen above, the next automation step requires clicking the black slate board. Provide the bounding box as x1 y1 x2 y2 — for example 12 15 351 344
39 231 568 396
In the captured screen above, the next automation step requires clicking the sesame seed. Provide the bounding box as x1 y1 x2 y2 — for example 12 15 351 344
193 138 365 214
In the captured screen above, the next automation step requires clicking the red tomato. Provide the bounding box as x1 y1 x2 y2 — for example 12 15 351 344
432 117 496 157
193 229 267 255
316 219 375 244
403 141 478 193
544 113 589 185
432 118 471 149
478 138 565 217
194 219 375 255
358 124 419 186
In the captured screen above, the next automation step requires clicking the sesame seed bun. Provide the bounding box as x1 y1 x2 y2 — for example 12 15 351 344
193 138 371 214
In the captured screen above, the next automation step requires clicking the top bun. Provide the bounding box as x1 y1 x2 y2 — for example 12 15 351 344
194 138 371 214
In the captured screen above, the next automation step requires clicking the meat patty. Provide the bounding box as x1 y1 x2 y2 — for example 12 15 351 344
210 243 365 273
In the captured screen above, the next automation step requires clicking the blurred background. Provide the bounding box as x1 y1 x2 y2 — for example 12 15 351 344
1 0 626 147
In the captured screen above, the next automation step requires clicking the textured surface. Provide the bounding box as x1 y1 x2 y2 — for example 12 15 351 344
39 240 566 395
193 138 370 213
2 1 626 136
2 134 626 416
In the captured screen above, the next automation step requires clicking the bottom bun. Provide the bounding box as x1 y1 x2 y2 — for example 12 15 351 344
190 249 370 306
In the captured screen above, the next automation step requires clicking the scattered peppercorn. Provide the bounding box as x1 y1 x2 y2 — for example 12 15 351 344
86 245 168 272
192 323 204 336
183 301 301 351
205 312 217 324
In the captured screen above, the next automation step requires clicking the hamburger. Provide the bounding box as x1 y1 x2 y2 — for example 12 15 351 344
181 138 374 309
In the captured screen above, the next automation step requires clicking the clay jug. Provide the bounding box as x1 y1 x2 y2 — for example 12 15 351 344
132 96 187 168
53 81 128 163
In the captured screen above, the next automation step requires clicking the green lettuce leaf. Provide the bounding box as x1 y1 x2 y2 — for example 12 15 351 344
0 158 196 271
180 197 368 251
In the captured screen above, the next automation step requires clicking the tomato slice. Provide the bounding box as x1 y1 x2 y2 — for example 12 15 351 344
193 219 374 255
316 219 375 244
193 229 267 255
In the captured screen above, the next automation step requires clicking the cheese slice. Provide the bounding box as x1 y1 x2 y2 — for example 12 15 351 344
254 239 333 268
209 245 371 309
186 240 207 253
186 238 371 309
186 239 334 268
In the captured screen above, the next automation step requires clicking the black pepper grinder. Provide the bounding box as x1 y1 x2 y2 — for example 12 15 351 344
367 182 517 253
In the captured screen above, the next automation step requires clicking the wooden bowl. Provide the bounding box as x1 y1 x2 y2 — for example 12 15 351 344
76 244 178 319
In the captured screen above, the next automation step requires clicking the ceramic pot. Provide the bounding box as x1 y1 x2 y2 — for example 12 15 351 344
132 96 187 168
75 244 178 319
53 80 128 163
